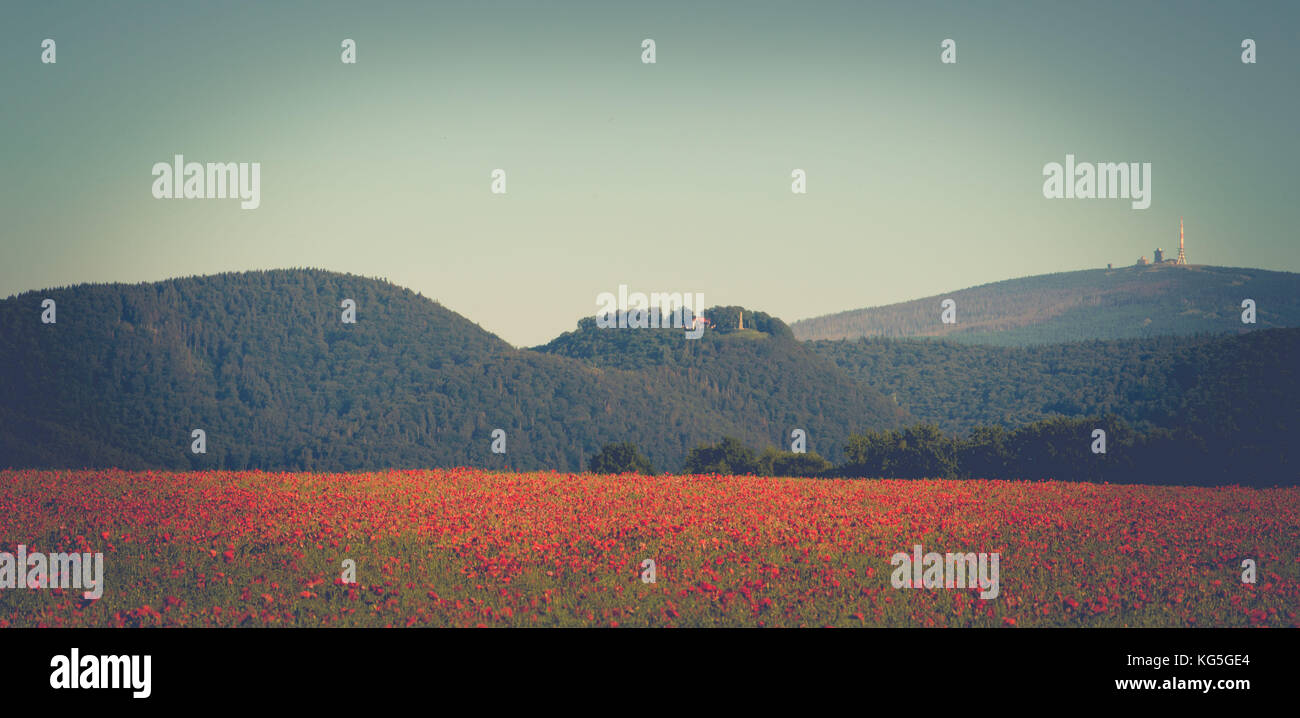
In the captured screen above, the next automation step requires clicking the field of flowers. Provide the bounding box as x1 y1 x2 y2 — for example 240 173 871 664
1 469 1296 627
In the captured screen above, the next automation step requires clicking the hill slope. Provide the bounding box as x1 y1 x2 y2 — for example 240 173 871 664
809 330 1299 433
808 330 1300 485
0 270 905 472
533 307 905 462
791 264 1300 345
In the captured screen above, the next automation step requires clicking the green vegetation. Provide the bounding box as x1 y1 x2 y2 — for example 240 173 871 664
681 436 832 477
807 330 1299 485
0 269 903 472
587 442 655 475
807 329 1299 440
682 411 1291 486
2 268 1294 486
837 417 1198 483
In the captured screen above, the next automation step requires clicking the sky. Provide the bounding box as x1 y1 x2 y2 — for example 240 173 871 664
2 0 1297 346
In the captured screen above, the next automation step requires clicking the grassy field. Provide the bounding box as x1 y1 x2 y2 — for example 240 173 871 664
1 469 1296 627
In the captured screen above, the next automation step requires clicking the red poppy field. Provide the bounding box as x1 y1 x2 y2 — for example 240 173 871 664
1 469 1296 628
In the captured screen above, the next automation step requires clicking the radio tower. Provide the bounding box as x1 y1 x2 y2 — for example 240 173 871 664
1176 218 1187 265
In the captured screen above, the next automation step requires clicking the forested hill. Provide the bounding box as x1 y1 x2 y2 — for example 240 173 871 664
0 270 906 472
808 329 1300 437
533 308 906 457
791 265 1300 345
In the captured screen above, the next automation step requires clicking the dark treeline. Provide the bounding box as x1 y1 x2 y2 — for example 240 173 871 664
659 413 1294 486
836 416 1267 486
586 436 831 477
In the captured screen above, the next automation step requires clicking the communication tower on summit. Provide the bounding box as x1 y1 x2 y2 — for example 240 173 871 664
1176 219 1187 265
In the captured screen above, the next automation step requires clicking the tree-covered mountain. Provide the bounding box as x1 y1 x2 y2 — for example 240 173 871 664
532 307 904 463
808 330 1299 438
805 330 1299 485
3 267 1294 484
791 264 1300 345
0 270 905 472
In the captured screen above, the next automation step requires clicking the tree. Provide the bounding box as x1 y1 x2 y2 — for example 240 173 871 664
758 446 832 477
682 436 760 475
587 442 654 475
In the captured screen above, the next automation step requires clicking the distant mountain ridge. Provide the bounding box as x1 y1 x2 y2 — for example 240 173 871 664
0 270 904 472
791 265 1300 345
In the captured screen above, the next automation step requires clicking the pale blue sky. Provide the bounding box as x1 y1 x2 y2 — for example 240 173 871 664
2 1 1297 345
